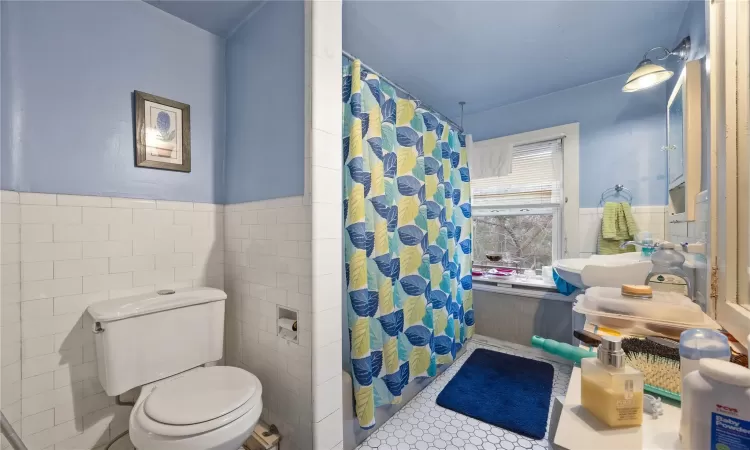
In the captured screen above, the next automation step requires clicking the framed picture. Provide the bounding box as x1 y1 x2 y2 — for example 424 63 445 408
134 91 191 172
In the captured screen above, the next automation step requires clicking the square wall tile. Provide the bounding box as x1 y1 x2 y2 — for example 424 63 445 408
311 166 341 205
312 373 342 422
312 340 341 386
311 129 342 170
311 54 343 137
313 407 343 450
312 308 341 349
19 193 56 206
57 194 111 207
21 261 54 281
21 205 81 224
312 203 342 240
311 0 342 60
312 238 341 277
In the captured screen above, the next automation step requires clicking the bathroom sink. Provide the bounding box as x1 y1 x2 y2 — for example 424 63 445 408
553 253 652 289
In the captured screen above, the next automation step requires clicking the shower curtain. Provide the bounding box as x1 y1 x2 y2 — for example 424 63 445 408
343 59 474 429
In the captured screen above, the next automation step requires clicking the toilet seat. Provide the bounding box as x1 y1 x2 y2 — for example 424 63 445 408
135 366 262 437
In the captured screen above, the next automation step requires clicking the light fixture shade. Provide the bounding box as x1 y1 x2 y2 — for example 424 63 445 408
622 59 674 92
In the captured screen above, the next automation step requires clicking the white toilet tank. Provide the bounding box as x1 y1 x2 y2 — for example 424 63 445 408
86 287 227 396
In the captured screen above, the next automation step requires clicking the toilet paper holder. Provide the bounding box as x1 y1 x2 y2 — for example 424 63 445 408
276 306 298 343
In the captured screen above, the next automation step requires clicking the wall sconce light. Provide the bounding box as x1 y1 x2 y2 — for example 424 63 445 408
623 36 691 92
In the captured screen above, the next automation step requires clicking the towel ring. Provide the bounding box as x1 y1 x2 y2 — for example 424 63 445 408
599 184 633 206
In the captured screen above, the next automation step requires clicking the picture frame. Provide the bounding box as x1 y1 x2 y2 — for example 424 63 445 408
134 91 191 172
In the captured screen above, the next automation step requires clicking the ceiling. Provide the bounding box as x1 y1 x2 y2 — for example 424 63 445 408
146 0 690 120
343 0 690 119
145 0 264 37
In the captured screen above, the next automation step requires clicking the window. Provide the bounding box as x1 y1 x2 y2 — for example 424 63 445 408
470 137 566 269
472 139 563 208
473 208 558 269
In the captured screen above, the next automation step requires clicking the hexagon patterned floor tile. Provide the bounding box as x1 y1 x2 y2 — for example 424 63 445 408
356 339 572 450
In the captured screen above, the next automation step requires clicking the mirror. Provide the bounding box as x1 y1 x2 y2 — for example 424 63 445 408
667 59 704 224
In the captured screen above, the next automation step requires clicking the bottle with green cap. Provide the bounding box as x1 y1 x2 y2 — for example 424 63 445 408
531 336 596 364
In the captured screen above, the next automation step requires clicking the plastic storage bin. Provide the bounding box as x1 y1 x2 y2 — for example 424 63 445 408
679 329 730 390
573 288 719 338
580 287 704 323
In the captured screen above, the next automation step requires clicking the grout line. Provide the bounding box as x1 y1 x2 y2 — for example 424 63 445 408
313 406 341 425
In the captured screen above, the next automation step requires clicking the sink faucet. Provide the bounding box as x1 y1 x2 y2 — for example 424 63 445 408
619 241 637 249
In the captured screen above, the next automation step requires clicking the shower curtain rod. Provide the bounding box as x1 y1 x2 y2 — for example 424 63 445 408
342 50 465 133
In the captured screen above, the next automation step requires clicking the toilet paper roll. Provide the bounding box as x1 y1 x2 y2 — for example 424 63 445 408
279 328 297 342
278 318 297 332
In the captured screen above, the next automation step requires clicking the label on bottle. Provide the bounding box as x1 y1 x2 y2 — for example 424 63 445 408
649 274 689 296
711 413 750 450
615 400 641 421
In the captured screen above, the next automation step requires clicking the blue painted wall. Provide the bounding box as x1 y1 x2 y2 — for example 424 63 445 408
665 0 707 85
1 1 226 203
464 74 668 207
224 1 304 204
1 2 3 197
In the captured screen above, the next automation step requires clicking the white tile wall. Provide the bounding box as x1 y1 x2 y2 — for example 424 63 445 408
223 196 313 450
1 191 224 450
578 206 668 255
308 1 344 449
667 192 710 245
2 190 23 450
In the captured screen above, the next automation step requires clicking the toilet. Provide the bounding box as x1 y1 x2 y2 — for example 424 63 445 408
86 287 262 450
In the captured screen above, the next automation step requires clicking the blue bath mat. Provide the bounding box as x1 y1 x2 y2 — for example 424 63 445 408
436 348 554 440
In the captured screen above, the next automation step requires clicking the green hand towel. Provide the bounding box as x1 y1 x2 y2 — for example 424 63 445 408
598 202 638 254
601 202 619 239
598 230 624 255
615 205 630 240
621 203 638 237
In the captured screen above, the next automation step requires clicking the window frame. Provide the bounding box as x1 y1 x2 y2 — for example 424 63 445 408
472 206 562 269
470 123 580 258
711 0 750 342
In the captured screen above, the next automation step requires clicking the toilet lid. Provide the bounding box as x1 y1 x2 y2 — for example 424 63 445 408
144 366 260 425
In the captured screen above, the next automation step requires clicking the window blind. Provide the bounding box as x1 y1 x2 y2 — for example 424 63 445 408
471 138 563 208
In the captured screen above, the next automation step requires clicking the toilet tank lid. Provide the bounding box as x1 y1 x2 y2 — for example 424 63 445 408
87 287 227 322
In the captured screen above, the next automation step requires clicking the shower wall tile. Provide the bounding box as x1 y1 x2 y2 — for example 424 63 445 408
310 57 343 136
0 190 224 450
223 195 313 450
311 129 341 171
308 0 343 448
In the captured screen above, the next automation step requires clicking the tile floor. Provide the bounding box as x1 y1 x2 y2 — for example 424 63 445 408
355 337 573 450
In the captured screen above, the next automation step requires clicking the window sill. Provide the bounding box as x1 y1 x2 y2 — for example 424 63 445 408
473 274 557 289
473 277 575 303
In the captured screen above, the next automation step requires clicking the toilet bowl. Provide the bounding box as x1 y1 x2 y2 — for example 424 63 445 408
129 366 262 450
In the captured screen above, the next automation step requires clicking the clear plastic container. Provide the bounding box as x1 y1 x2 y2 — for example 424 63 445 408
581 286 704 323
651 242 686 267
679 329 730 392
573 295 720 339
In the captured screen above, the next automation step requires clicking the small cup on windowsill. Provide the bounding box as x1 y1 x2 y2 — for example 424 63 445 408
485 251 502 262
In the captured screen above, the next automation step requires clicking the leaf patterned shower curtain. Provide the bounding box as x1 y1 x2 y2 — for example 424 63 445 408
343 59 474 429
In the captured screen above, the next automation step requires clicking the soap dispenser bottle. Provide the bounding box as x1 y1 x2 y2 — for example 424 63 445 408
581 336 644 428
645 242 692 298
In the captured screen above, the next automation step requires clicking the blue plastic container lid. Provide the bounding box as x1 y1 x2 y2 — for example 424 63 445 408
679 328 731 360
